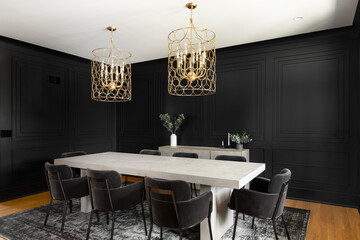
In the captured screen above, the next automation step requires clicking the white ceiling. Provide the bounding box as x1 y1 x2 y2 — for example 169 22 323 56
0 0 357 63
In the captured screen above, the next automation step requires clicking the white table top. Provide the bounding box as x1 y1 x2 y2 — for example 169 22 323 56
54 152 265 189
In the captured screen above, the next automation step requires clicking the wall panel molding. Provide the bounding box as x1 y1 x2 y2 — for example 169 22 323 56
209 60 265 141
273 49 349 143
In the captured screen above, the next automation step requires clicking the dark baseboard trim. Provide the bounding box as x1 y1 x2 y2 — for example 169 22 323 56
0 183 47 202
287 196 358 209
288 187 358 208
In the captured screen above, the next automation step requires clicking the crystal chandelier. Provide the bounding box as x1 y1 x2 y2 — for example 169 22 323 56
168 2 216 96
91 26 131 102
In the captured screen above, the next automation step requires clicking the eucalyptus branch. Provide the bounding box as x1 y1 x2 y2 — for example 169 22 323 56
159 113 185 134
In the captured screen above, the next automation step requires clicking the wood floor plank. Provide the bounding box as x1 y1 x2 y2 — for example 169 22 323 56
0 192 359 240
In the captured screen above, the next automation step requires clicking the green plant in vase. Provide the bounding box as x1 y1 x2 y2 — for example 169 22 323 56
159 113 185 146
230 132 253 150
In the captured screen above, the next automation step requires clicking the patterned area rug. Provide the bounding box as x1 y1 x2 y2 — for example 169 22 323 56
0 200 310 240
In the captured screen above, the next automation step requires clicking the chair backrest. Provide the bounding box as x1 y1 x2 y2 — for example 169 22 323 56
172 152 198 158
144 177 191 229
269 168 291 218
139 149 161 155
45 162 73 200
61 151 87 158
214 155 246 162
87 169 122 212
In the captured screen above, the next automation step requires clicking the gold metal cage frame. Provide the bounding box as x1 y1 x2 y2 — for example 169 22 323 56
168 2 216 96
91 27 132 102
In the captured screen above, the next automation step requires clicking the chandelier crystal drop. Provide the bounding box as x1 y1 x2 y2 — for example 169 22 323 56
168 2 216 96
91 26 132 102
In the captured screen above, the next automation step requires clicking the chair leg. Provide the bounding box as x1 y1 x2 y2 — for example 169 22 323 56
124 176 128 186
179 228 183 240
141 201 148 235
208 217 213 240
96 211 100 222
232 211 239 240
86 210 94 240
69 200 73 213
44 197 53 226
148 223 153 240
251 217 255 229
160 226 163 240
110 212 116 240
61 201 68 232
193 184 197 197
281 215 291 240
107 212 109 225
272 219 279 240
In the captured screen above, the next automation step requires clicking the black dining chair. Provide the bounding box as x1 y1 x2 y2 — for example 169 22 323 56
145 177 213 240
228 168 292 240
44 162 89 232
86 169 147 240
124 149 162 185
61 151 87 178
172 152 199 197
214 155 246 162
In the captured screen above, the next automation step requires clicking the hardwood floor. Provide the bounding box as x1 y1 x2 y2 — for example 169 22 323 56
0 191 359 240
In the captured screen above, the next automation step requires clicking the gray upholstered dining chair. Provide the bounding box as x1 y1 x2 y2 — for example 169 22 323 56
214 155 246 162
44 162 89 232
86 169 147 240
144 177 213 240
172 152 199 196
124 149 162 185
228 168 292 240
61 151 87 178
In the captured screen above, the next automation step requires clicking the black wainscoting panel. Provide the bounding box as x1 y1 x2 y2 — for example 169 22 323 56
209 60 265 141
74 70 113 137
119 73 154 137
273 50 349 143
116 27 359 208
0 37 116 201
273 149 351 190
13 57 67 139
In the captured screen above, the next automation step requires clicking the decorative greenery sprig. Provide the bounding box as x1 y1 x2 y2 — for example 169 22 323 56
159 113 185 134
230 132 253 144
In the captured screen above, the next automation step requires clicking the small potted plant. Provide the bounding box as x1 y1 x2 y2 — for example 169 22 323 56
159 113 185 147
230 132 253 150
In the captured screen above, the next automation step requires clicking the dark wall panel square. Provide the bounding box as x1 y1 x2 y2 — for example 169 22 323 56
13 58 67 139
74 71 112 137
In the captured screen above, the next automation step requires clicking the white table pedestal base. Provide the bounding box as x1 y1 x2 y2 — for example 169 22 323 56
80 169 92 213
200 185 234 240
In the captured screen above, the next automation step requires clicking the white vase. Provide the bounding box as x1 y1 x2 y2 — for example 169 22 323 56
170 133 177 146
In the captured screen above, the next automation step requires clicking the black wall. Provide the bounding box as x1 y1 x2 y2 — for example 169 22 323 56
0 37 117 201
118 27 360 208
0 26 359 208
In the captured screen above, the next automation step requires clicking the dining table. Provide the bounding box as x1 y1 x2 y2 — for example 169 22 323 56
54 151 265 240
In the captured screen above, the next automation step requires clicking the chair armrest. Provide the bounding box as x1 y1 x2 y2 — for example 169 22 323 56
229 188 278 219
250 177 270 193
177 191 213 228
62 176 89 199
110 180 145 210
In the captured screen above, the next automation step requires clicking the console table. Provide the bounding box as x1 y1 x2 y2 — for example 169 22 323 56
158 145 250 162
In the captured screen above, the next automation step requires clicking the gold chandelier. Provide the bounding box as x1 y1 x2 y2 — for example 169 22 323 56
168 2 216 96
91 26 131 102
